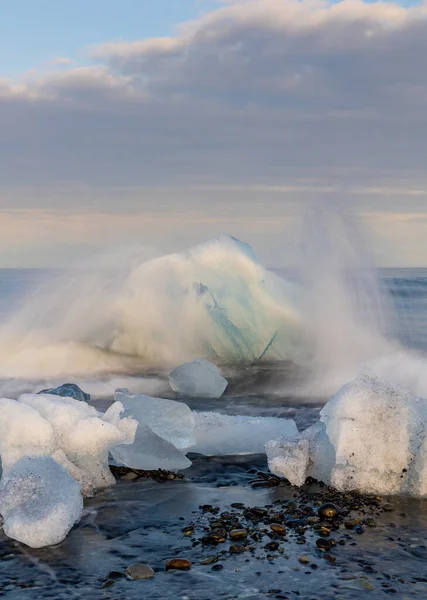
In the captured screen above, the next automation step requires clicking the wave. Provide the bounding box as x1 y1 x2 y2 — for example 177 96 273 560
0 234 303 379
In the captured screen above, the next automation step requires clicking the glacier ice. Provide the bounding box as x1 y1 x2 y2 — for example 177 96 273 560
108 234 303 365
0 398 56 471
10 393 137 491
267 374 427 497
169 359 228 399
109 391 194 470
113 391 195 449
0 456 83 548
111 423 192 471
189 412 298 456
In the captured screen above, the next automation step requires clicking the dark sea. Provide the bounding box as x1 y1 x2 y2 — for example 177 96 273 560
0 268 427 599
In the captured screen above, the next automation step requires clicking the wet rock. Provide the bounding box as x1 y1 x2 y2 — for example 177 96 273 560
270 523 286 535
318 503 339 520
165 559 192 572
209 528 227 543
316 538 332 551
230 544 246 554
121 472 138 481
125 564 155 580
212 564 223 571
229 529 248 540
200 555 219 565
383 503 394 512
265 541 280 551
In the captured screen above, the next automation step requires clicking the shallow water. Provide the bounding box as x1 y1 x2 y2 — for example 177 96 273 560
0 269 427 598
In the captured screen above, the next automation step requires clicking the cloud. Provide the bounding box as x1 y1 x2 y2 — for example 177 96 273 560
0 0 427 266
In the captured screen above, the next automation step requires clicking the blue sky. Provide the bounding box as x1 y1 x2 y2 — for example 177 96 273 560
0 0 427 267
0 0 218 76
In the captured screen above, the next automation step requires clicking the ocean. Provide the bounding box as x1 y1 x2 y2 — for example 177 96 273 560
0 264 427 599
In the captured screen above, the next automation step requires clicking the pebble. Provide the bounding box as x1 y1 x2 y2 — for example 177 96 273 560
165 559 192 572
316 538 332 551
121 471 138 481
318 503 339 520
383 503 394 512
125 564 155 580
230 544 246 554
229 529 248 540
270 524 287 535
298 557 310 564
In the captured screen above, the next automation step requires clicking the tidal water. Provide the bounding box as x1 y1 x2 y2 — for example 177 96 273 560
0 268 427 599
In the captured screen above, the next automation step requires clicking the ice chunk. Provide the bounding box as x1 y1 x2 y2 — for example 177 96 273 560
37 383 90 402
0 398 55 471
0 456 83 548
18 394 137 491
266 437 310 487
111 424 192 471
169 359 228 399
267 374 427 497
188 412 298 456
114 391 196 450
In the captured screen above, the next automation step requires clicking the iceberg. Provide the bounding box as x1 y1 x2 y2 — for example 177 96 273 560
189 412 298 456
169 359 228 399
0 456 83 548
267 374 427 497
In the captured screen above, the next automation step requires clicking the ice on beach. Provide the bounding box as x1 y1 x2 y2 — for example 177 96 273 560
8 393 138 491
109 391 194 470
0 456 83 548
114 391 196 449
0 398 56 471
267 374 427 497
111 423 192 471
169 359 228 399
189 412 298 456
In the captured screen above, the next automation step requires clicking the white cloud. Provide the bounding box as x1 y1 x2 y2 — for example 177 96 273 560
0 0 427 264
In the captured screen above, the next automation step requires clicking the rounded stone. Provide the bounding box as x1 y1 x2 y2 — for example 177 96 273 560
165 559 192 572
125 564 155 580
229 529 248 540
318 503 339 520
270 524 287 535
316 538 332 551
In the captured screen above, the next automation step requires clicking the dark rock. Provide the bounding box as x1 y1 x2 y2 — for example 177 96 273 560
125 564 155 580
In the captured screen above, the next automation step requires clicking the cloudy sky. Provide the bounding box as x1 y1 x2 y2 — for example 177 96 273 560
1 0 426 267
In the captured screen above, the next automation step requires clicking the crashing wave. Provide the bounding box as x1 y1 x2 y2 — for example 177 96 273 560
0 234 303 378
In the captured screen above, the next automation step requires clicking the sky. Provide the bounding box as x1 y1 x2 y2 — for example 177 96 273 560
1 0 427 267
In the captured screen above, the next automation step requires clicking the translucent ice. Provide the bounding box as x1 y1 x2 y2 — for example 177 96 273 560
267 374 427 497
188 412 298 456
0 456 83 548
114 391 196 449
109 391 194 470
169 359 228 399
111 424 192 471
